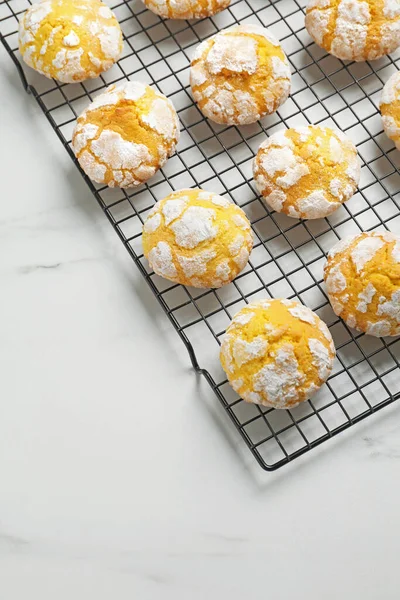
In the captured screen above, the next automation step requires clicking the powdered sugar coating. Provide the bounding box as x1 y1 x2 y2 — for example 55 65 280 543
142 189 253 288
305 0 400 62
190 25 291 126
350 236 385 273
220 299 335 409
141 98 179 140
392 240 400 262
366 320 392 336
148 242 177 279
177 249 217 277
288 304 317 325
63 30 80 46
253 126 360 219
171 206 218 249
206 34 258 75
380 71 400 150
308 338 333 380
143 212 162 234
326 265 347 294
71 82 180 188
162 196 189 225
327 234 358 258
142 0 230 19
324 231 400 337
233 311 256 326
253 344 305 408
233 336 268 367
19 0 123 83
356 282 377 313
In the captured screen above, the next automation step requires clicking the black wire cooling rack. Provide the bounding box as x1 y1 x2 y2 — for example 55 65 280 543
2 0 400 471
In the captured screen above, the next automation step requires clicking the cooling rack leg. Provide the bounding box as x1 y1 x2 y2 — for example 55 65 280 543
176 330 202 372
1 33 30 93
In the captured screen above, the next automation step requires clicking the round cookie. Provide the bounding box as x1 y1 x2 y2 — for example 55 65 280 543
142 189 253 288
142 0 230 19
220 299 335 409
324 231 400 337
18 0 123 83
380 71 400 150
253 126 360 219
305 0 400 62
71 81 180 188
190 24 291 126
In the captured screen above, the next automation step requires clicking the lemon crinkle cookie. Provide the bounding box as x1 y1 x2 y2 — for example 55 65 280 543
380 70 400 150
305 0 400 62
71 81 180 188
324 231 400 337
18 0 123 83
142 189 253 288
190 24 291 125
253 126 360 219
142 0 230 19
220 299 336 409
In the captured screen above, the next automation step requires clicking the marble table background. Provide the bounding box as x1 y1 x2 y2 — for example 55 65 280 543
1 44 399 599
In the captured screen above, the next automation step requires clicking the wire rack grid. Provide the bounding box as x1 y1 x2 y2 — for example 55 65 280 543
1 0 400 471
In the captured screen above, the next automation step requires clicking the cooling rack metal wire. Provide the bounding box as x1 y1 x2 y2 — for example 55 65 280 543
1 0 400 471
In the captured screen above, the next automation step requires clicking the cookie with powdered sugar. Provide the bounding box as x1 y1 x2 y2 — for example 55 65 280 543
142 189 253 288
380 71 400 150
190 24 291 126
324 231 400 337
71 81 180 188
142 0 230 19
253 125 360 220
220 299 335 409
18 0 123 83
305 0 400 62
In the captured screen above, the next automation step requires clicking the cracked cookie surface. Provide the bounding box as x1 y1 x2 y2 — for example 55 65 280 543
305 0 400 62
324 231 400 337
220 299 335 409
19 0 123 83
380 70 400 150
142 189 253 288
71 81 180 188
142 0 230 19
190 24 291 125
253 125 360 220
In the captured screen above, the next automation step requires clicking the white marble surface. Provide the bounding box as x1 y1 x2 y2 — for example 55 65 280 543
1 44 400 599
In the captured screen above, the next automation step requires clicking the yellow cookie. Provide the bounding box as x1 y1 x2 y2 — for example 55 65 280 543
71 81 180 188
18 0 123 83
220 299 335 409
305 0 400 62
190 24 291 125
142 189 253 288
253 126 360 219
324 231 400 337
380 71 400 150
142 0 230 19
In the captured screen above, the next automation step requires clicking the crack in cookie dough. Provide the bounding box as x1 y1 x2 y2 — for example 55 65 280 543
190 24 291 126
380 70 400 150
71 81 180 188
220 299 335 409
253 126 360 219
142 189 253 288
324 231 400 337
142 0 230 19
19 0 123 83
305 0 400 62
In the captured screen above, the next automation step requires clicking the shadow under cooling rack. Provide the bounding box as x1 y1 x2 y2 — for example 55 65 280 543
1 0 400 470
